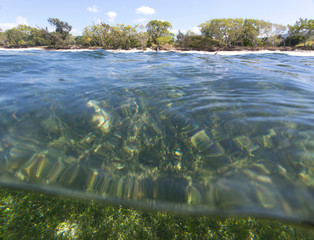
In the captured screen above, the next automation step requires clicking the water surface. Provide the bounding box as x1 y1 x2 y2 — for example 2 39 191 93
0 49 313 224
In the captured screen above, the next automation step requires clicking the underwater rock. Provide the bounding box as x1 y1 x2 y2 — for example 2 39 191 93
191 130 213 153
87 100 110 133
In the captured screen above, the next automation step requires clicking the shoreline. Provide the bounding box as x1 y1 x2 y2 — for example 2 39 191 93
0 46 313 56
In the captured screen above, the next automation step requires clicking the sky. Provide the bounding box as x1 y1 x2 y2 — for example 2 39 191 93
0 0 313 35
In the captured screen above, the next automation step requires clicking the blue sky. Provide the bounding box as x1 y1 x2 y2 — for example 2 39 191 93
0 0 313 35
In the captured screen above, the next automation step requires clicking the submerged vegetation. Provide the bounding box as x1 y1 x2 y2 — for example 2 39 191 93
0 188 312 239
0 17 313 50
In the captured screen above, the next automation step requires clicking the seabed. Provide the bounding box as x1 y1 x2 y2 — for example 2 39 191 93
0 188 312 240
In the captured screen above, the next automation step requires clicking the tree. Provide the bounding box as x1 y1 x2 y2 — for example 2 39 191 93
241 19 262 46
175 30 220 50
259 20 273 46
120 24 140 49
0 31 5 46
42 18 74 48
109 25 124 48
30 27 50 46
47 18 72 40
224 18 244 47
81 23 142 49
268 24 286 47
176 30 185 48
199 18 244 47
4 25 48 47
199 19 225 46
109 24 139 49
135 24 148 50
288 18 314 46
146 20 173 50
81 23 111 47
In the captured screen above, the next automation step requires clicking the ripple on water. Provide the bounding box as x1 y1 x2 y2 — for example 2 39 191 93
0 50 313 225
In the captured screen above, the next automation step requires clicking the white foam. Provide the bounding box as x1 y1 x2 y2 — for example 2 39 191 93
105 49 314 56
51 49 95 52
172 50 314 56
0 47 95 52
106 48 155 53
0 47 313 56
0 47 43 51
281 51 314 57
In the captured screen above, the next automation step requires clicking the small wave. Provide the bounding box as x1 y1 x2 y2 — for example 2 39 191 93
1 47 313 56
51 49 96 52
174 50 314 56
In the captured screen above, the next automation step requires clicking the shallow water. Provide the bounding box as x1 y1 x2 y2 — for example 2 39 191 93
0 49 313 224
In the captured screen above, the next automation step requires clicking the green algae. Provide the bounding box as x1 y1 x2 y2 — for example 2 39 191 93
0 188 312 240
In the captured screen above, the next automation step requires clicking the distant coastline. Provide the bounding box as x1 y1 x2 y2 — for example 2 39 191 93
1 18 313 52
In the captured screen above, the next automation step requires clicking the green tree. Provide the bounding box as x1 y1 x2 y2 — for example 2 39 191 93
199 18 243 47
81 26 93 46
81 23 142 49
121 24 140 49
258 21 286 47
242 19 262 46
0 30 6 46
107 24 142 49
5 25 48 47
5 26 27 46
259 20 273 46
81 23 111 47
109 24 138 49
135 24 148 50
45 18 73 48
288 18 314 46
199 19 225 46
176 30 186 48
47 18 72 40
224 18 244 46
30 27 49 46
176 32 220 50
108 25 122 48
146 20 173 50
272 24 287 46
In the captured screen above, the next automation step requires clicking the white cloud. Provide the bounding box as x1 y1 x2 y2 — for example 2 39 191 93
71 28 82 36
191 27 201 35
87 5 99 13
0 22 16 30
93 18 102 25
171 29 179 35
171 27 201 36
107 11 117 23
136 6 155 15
133 18 148 24
16 16 28 25
0 16 28 31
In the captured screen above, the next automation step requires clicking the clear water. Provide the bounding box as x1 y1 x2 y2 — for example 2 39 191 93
0 49 313 224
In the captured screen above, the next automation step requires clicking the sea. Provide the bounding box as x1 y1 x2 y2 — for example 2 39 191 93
0 48 313 225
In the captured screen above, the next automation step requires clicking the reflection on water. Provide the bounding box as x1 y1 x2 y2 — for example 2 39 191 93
0 49 313 224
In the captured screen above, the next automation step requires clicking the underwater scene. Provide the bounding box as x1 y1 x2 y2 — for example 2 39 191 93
0 49 313 233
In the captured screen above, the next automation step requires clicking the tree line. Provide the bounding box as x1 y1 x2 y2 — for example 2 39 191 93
0 17 313 50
